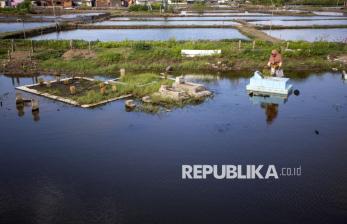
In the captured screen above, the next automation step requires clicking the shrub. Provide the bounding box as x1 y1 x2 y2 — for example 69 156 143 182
98 52 122 64
129 4 149 12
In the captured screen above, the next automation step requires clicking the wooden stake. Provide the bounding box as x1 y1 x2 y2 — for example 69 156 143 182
252 40 256 50
69 40 73 49
11 39 14 53
30 40 34 53
120 68 125 78
286 42 290 50
88 41 91 52
238 40 241 51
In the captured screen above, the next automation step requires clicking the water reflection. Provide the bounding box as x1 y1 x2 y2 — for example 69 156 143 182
32 109 40 122
30 28 250 41
16 103 25 117
249 94 289 125
1 72 347 224
261 103 279 124
264 28 347 42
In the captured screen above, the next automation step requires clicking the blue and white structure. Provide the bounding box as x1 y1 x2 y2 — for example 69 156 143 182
246 71 293 96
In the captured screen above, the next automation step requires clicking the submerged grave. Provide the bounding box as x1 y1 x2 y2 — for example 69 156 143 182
15 73 212 111
16 77 132 108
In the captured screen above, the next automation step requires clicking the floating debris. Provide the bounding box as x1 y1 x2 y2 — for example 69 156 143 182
314 130 320 135
294 89 300 96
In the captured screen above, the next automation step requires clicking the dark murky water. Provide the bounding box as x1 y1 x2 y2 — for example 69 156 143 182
0 22 54 33
0 72 347 223
264 28 347 42
30 28 249 41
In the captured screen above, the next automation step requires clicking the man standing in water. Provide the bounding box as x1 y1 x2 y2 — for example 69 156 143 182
267 49 284 77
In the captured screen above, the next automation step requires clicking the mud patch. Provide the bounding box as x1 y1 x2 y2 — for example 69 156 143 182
62 49 96 60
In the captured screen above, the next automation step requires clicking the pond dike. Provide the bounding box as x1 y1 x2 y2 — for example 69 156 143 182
0 12 110 23
257 24 347 29
76 24 238 29
0 23 77 39
235 20 281 43
0 12 111 39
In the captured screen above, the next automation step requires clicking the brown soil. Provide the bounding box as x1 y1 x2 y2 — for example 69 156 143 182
236 21 281 43
1 51 38 75
335 55 347 64
62 49 96 60
31 78 101 98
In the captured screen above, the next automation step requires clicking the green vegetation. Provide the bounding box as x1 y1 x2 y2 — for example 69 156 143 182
0 0 32 14
30 74 174 105
192 2 206 13
129 3 162 12
1 39 346 75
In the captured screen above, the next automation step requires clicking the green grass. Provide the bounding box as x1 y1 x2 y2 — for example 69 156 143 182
1 39 346 75
29 74 174 105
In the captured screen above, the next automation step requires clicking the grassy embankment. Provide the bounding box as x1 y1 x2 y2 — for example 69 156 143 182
0 39 346 76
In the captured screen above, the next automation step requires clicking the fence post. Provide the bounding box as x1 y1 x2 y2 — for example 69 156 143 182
88 41 91 52
30 40 34 54
252 40 256 51
11 39 15 53
286 42 290 50
70 40 73 49
238 40 242 51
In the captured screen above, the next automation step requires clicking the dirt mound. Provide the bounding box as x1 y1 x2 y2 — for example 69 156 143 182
335 55 347 64
62 49 96 60
2 51 38 75
11 51 31 60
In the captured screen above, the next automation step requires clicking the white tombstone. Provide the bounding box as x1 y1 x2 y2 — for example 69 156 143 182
181 50 222 57
175 76 185 84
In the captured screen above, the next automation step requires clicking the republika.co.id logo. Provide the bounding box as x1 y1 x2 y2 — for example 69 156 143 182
182 165 302 180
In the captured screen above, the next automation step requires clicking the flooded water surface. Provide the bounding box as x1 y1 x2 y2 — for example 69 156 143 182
0 72 347 223
30 28 249 41
264 28 347 42
0 22 54 33
250 19 347 26
110 16 347 21
93 20 239 26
